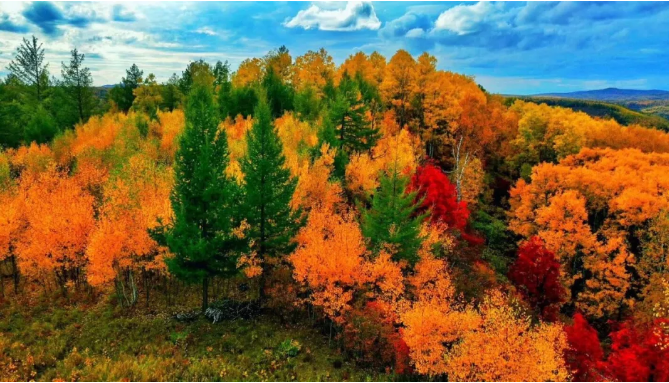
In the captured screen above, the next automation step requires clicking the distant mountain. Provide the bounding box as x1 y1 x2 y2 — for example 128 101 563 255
534 88 669 102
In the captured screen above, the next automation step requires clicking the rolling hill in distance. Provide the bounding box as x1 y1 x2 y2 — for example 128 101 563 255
506 88 669 130
534 87 669 102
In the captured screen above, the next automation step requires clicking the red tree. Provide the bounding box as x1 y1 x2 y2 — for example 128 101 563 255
508 236 564 320
409 163 469 232
564 313 605 381
604 319 669 382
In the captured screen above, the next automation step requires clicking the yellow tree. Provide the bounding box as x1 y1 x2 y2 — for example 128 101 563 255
86 154 172 304
443 291 570 381
289 208 369 323
380 50 416 128
292 48 335 94
509 148 669 318
16 167 96 289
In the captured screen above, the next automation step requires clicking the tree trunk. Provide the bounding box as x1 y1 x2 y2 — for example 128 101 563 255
202 276 209 312
10 255 19 294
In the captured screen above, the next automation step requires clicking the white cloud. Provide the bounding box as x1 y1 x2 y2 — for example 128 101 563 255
284 1 380 31
195 26 216 36
434 2 503 35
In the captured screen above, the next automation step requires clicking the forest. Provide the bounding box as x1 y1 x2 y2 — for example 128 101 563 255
1 35 669 382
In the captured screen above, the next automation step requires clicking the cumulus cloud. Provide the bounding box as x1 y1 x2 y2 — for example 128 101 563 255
284 1 380 31
434 2 507 35
379 11 433 39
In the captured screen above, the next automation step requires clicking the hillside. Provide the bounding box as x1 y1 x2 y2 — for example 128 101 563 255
535 87 669 102
4 42 669 382
508 96 669 131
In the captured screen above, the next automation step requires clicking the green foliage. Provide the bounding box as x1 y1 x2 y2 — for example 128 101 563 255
277 339 302 358
219 85 258 119
294 86 321 122
61 48 95 123
179 60 214 96
0 300 390 382
156 84 244 310
110 63 143 112
327 72 380 154
262 66 294 118
25 105 58 144
0 79 26 148
362 167 425 266
161 73 183 111
240 99 300 259
7 36 49 103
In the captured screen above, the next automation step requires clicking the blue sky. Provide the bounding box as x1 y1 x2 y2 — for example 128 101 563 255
1 1 668 94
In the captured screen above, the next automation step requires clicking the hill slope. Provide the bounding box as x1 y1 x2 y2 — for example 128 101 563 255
507 96 669 132
535 87 669 102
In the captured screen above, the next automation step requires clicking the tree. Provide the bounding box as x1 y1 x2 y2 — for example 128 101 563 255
289 208 368 323
132 73 162 119
362 166 425 266
179 59 214 96
564 313 605 381
17 168 96 289
240 98 299 279
508 236 565 320
603 320 669 382
440 291 570 381
328 71 379 154
25 105 58 144
110 64 143 112
409 163 470 234
213 60 230 89
156 84 244 311
7 36 49 103
161 73 183 112
380 50 416 128
262 66 294 118
508 148 669 319
61 48 94 123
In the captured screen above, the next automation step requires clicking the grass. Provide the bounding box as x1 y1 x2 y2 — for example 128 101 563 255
0 295 394 382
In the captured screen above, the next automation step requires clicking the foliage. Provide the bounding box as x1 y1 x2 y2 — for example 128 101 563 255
508 236 565 320
155 84 244 311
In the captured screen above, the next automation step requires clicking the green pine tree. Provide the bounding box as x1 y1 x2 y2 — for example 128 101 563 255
156 84 244 312
362 166 426 266
324 71 380 177
240 97 299 267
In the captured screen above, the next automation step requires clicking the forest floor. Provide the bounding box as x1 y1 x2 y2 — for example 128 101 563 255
0 293 394 382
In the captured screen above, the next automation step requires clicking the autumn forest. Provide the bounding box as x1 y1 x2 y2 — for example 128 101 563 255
1 34 669 382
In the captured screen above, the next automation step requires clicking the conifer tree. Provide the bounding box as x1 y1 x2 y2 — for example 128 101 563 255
328 71 379 154
8 36 49 103
362 165 425 266
156 84 243 311
110 63 143 111
241 97 299 267
61 48 94 123
324 71 380 177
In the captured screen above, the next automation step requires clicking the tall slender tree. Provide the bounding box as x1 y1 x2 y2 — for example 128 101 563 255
240 98 299 282
155 84 244 311
7 36 49 103
61 48 94 123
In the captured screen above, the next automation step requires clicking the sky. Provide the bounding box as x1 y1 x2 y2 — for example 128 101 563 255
1 1 668 95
